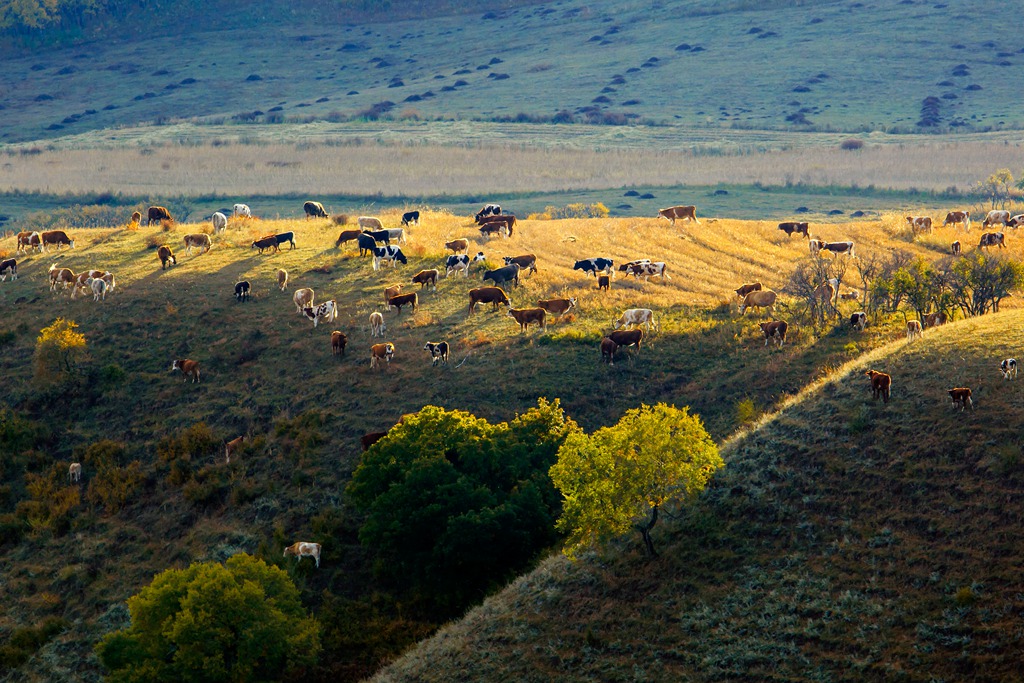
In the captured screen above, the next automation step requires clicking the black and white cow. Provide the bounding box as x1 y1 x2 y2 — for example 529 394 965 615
483 263 521 288
624 261 669 281
446 252 485 278
234 280 251 302
424 341 450 366
574 257 614 277
302 300 338 328
1000 358 1018 380
0 258 16 281
474 203 501 222
373 245 408 271
401 210 420 226
979 232 1006 250
849 311 866 331
357 233 378 257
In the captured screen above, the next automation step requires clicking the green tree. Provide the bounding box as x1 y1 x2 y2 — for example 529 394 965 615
550 403 723 558
96 554 320 683
946 251 1024 316
33 317 86 384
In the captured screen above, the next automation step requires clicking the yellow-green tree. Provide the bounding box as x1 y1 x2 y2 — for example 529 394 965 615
33 318 86 383
550 403 723 558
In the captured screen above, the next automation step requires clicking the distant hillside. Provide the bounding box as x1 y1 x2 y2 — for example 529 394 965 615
370 309 1024 682
1 0 1021 143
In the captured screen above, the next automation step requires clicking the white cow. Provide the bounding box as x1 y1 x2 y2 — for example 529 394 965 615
212 212 228 232
302 300 338 328
86 277 108 301
613 308 658 331
358 216 383 230
233 203 252 218
68 462 82 482
370 311 386 337
293 288 314 313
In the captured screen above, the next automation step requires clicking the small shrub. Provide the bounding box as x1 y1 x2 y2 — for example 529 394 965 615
160 219 175 231
840 138 865 151
332 214 350 226
144 233 164 249
34 318 87 385
953 586 977 606
735 398 758 425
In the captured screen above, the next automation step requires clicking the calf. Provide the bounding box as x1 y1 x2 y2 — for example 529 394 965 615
948 387 974 412
252 235 279 254
614 308 657 331
979 232 1005 250
905 215 932 233
906 320 922 340
537 297 577 318
293 288 314 313
951 240 962 256
574 258 614 277
283 541 321 568
234 281 250 302
657 205 699 225
1000 358 1017 380
331 331 348 356
370 342 395 369
304 200 328 219
424 341 450 366
212 212 228 233
503 254 537 274
0 259 17 281
158 245 176 269
483 263 521 289
277 269 288 291
983 210 1010 228
468 286 511 314
849 311 867 331
369 311 386 337
171 359 201 383
598 275 610 291
944 210 971 232
600 336 619 365
865 370 891 403
303 300 338 328
445 238 469 254
735 282 762 298
778 221 809 237
335 229 364 248
146 205 172 225
759 320 788 347
507 307 546 332
412 269 438 289
269 231 296 250
387 292 418 314
225 436 244 464
401 210 420 226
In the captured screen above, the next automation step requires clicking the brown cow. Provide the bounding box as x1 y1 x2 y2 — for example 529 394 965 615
40 230 74 252
503 254 537 274
384 284 402 304
48 264 75 291
277 269 288 291
335 229 363 248
537 297 577 318
0 258 16 281
925 311 947 328
171 359 200 383
608 328 643 351
739 290 777 315
479 222 509 239
948 387 973 412
778 221 809 237
370 342 395 369
387 292 418 314
147 206 173 225
507 307 546 332
759 320 788 347
331 331 347 356
361 431 389 450
865 370 891 403
598 275 610 291
16 231 40 253
130 210 142 225
943 210 971 231
951 241 962 256
251 235 279 254
735 282 762 298
183 233 212 255
412 269 438 289
445 238 470 254
657 205 699 225
600 337 618 364
468 286 511 314
225 436 244 463
158 245 176 269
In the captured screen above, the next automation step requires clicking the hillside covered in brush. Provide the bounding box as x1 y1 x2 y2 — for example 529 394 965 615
371 309 1024 682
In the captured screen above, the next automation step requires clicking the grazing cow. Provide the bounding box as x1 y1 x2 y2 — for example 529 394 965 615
468 286 511 314
86 277 108 301
369 311 386 337
157 245 176 269
503 254 537 274
483 263 521 289
412 269 438 289
171 359 201 383
331 331 348 356
357 233 378 257
657 205 699 225
372 245 408 270
840 291 859 301
925 311 947 328
948 387 974 412
424 341 449 366
445 238 469 254
68 462 82 483
951 240 962 256
233 203 252 218
130 210 142 225
778 221 810 237
906 320 922 340
614 308 657 331
815 281 836 306
293 288 314 313
40 230 74 252
479 222 509 239
819 241 855 258
735 282 762 298
212 212 228 233
401 210 420 226
983 210 1010 228
16 231 40 253
625 261 669 281
225 436 244 464
304 201 328 219
71 270 103 299
598 275 610 291
608 328 644 351
507 307 546 332
1008 214 1024 229
537 297 577 318
446 252 485 278
479 215 516 237
574 258 614 277
303 300 338 328
808 239 823 256
387 292 418 314
266 231 296 250
251 235 279 254
48 264 75 291
1000 358 1017 380
277 269 288 291
234 281 250 302
865 370 891 403
385 228 407 244
183 233 212 255
944 210 971 232
906 216 932 233
759 320 788 347
739 290 778 315
146 205 172 225
283 541 321 568
850 311 867 330
475 204 501 222
362 229 392 245
361 431 388 450
358 216 383 231
979 232 1005 250
384 284 403 304
370 342 395 369
619 259 652 272
335 229 364 248
600 337 619 364
0 259 17 281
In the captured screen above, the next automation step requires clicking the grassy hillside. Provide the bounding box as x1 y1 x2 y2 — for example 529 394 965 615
0 210 986 681
370 308 1024 683
1 0 1021 143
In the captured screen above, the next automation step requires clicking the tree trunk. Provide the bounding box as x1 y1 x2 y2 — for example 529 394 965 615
635 505 659 557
